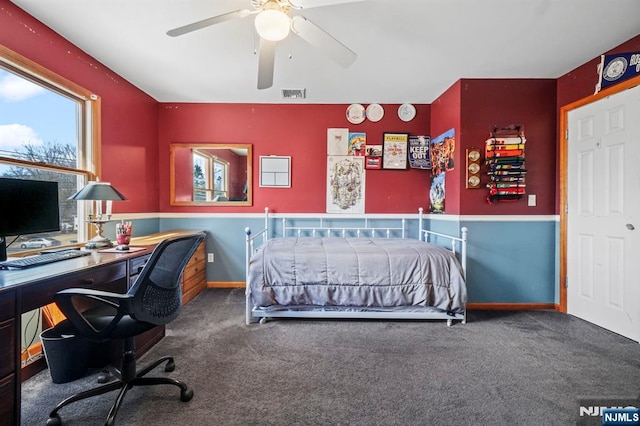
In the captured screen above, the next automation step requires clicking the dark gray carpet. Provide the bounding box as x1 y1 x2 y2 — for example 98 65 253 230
22 289 640 426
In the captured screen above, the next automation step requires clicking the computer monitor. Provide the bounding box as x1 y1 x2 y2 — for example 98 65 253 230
0 178 60 261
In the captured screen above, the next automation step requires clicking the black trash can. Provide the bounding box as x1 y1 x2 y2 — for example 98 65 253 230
40 325 91 384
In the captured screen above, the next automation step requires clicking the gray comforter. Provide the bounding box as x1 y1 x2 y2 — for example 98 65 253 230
249 237 467 314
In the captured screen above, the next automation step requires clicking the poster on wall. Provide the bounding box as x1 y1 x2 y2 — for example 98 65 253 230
430 128 456 176
326 155 365 213
348 132 367 156
430 172 445 214
327 128 349 155
408 135 431 169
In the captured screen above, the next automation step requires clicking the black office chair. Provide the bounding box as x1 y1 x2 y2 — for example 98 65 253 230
46 232 206 426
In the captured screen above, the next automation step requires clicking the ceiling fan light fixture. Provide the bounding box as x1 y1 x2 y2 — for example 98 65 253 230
255 9 291 41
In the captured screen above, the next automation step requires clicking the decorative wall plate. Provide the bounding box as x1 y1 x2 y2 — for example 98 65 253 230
346 103 366 124
398 103 416 122
468 150 480 162
366 103 384 122
466 148 482 189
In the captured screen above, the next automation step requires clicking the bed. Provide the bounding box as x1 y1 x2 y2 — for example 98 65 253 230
245 208 467 326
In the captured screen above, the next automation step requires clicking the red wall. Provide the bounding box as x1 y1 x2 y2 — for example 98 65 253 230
460 79 557 215
430 81 462 214
0 2 159 214
158 103 432 213
429 79 557 216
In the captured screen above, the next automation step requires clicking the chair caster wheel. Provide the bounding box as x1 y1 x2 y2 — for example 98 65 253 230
165 359 175 372
47 414 62 426
259 317 267 324
181 387 194 402
97 370 110 383
447 319 453 327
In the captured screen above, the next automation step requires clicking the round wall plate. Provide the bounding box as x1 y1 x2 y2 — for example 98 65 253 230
366 103 384 122
346 104 366 124
468 149 481 161
398 103 416 122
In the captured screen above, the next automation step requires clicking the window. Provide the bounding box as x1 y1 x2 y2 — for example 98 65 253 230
0 45 100 371
0 45 99 256
213 157 229 200
193 149 229 201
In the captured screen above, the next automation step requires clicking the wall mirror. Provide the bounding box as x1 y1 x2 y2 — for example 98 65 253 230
170 143 252 206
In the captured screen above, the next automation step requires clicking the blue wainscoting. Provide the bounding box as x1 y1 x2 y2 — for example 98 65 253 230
458 219 557 304
120 213 559 304
424 216 558 304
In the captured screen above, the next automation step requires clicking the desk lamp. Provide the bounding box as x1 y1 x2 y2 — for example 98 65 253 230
68 181 127 248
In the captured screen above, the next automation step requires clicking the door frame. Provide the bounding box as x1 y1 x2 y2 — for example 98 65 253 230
559 74 640 313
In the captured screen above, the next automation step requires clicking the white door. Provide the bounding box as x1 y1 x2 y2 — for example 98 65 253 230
567 84 640 342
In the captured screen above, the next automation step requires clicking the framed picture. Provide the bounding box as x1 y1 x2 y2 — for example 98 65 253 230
365 144 382 169
382 133 409 169
365 156 382 169
260 156 291 188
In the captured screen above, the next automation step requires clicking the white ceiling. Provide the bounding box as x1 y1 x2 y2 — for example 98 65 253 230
10 0 640 104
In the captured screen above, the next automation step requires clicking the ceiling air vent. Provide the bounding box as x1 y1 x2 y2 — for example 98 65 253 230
282 89 306 99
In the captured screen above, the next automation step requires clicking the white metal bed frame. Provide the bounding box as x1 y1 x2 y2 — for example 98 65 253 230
245 208 468 326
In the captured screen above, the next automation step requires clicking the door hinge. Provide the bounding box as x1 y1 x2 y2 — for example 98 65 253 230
565 128 568 141
565 277 568 288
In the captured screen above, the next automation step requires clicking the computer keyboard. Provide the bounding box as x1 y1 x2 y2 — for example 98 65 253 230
0 249 91 269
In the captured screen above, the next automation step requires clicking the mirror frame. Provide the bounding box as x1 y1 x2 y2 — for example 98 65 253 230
170 143 252 206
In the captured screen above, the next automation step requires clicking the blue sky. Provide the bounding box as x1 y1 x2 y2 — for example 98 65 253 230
0 68 77 159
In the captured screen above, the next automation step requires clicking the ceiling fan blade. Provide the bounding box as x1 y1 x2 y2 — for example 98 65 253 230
167 9 253 37
257 38 277 90
291 16 356 68
288 0 364 9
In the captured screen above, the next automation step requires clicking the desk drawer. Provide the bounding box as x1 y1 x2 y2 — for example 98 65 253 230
130 254 150 276
21 262 126 313
0 319 15 378
0 373 16 426
129 254 151 287
0 291 15 322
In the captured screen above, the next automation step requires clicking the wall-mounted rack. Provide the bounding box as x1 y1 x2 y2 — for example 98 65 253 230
484 125 526 204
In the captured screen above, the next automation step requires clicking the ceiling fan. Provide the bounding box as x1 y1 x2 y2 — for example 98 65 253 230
167 0 361 90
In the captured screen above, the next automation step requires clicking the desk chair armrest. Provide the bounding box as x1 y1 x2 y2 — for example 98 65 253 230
54 288 134 340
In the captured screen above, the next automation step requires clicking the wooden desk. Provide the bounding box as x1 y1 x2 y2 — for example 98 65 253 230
0 248 155 426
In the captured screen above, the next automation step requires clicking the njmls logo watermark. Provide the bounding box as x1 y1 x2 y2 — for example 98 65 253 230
577 397 640 425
